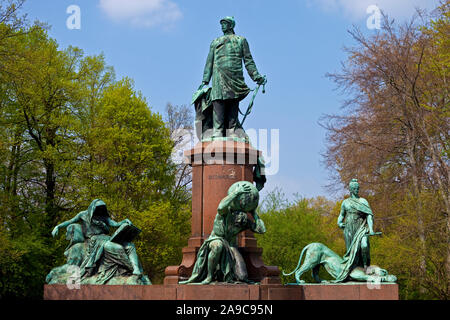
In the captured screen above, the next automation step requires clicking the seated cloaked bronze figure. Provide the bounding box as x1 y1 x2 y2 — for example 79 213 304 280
46 199 151 285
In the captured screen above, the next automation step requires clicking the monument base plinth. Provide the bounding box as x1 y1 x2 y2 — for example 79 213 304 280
44 283 398 300
164 141 280 285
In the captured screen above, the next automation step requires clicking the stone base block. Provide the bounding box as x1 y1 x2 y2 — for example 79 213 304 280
285 282 399 300
44 283 398 300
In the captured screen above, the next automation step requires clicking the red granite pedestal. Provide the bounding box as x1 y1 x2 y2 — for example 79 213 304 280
44 283 399 300
164 140 280 285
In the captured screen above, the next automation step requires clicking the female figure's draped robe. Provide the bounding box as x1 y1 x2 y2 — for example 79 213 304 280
334 198 373 282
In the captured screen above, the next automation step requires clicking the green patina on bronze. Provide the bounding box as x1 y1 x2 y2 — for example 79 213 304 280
283 179 397 284
46 199 151 285
202 16 265 102
193 16 266 141
191 17 268 191
180 181 266 284
282 242 397 284
337 178 374 278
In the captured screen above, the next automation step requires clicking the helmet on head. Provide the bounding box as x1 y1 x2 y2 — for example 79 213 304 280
220 16 236 29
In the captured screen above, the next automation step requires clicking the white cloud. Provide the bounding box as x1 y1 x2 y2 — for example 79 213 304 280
99 0 182 28
307 0 439 20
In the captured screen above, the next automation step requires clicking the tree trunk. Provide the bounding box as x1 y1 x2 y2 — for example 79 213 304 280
404 114 427 289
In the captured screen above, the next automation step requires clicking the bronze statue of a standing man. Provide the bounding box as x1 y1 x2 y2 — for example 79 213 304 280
199 16 266 138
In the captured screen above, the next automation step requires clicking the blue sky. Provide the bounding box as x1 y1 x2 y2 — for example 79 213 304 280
23 0 440 200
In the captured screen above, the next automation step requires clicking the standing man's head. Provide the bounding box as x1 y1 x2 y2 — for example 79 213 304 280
349 179 360 197
220 16 235 34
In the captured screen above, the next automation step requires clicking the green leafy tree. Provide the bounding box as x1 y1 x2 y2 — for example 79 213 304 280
321 2 449 299
0 11 191 295
66 79 191 282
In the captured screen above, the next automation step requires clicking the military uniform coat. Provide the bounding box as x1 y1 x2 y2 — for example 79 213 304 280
203 34 262 102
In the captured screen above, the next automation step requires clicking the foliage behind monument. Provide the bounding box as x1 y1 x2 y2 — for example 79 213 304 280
320 2 449 299
0 6 190 297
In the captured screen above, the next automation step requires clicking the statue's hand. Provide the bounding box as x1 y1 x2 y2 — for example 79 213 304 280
121 219 132 226
51 226 59 237
198 82 208 90
256 75 267 85
338 222 345 229
237 183 252 195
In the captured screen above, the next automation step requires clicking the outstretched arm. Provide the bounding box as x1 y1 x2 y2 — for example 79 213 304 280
107 217 132 228
51 213 82 237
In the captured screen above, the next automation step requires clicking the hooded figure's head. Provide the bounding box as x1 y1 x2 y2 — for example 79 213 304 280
86 199 109 224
